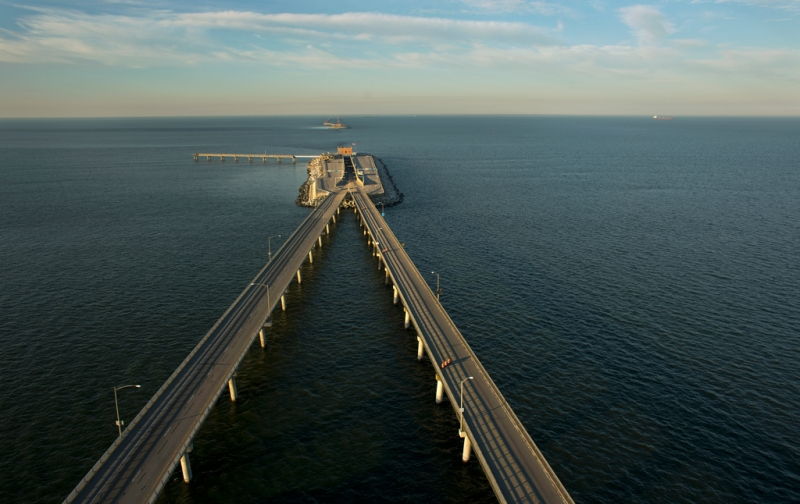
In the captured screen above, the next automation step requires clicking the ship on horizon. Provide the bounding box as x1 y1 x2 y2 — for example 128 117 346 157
323 118 349 129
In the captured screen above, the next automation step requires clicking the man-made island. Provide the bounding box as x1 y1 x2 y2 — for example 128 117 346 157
296 145 403 208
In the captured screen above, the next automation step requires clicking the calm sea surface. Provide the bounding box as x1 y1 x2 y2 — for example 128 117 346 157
0 116 798 503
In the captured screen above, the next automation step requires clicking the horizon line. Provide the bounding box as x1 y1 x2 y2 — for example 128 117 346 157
2 113 799 120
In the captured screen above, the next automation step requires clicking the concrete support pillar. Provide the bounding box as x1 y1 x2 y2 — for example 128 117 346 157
326 223 330 235
384 269 390 285
404 308 410 329
462 435 473 463
228 378 238 402
296 270 302 284
393 286 399 305
417 336 424 361
258 328 266 348
308 250 313 264
180 454 193 483
318 236 323 247
333 214 336 223
435 376 444 404
280 294 286 311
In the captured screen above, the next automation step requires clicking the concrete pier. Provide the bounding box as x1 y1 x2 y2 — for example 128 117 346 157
180 454 192 483
258 328 266 348
435 376 444 404
417 336 424 361
227 378 238 402
462 435 473 463
193 152 297 162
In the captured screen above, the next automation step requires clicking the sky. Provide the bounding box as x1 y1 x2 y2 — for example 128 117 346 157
0 0 798 117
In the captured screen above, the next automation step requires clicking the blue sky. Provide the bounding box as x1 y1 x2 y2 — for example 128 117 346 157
1 0 798 117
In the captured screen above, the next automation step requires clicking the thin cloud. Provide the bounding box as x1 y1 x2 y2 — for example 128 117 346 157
691 0 800 13
693 47 800 76
1 4 797 89
168 11 557 44
0 8 560 65
619 5 676 45
461 0 577 16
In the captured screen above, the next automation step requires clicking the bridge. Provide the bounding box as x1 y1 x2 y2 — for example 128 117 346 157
64 184 573 504
64 191 346 504
352 188 573 504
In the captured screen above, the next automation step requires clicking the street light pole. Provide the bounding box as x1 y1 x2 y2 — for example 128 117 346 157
113 384 141 437
267 234 282 262
459 376 474 437
431 271 441 300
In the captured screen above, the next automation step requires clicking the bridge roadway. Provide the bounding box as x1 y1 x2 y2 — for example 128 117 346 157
64 191 347 504
352 188 574 504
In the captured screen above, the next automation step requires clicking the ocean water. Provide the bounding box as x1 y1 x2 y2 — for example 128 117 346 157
0 116 798 503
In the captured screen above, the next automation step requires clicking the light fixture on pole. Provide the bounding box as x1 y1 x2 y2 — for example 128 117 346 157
267 234 282 262
431 271 441 300
250 281 272 324
459 376 474 438
113 384 141 437
266 282 272 326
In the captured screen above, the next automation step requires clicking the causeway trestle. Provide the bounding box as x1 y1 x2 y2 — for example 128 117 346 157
351 188 574 504
64 191 346 504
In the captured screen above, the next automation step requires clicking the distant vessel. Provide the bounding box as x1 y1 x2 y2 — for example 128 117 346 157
323 118 349 129
652 115 674 120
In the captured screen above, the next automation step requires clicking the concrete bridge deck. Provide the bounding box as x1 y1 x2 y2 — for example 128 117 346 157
64 191 346 504
351 188 573 504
